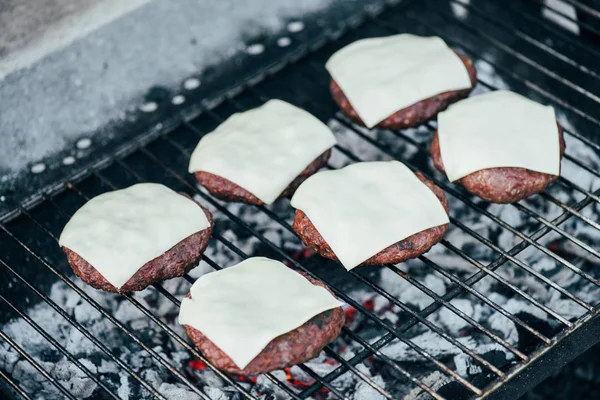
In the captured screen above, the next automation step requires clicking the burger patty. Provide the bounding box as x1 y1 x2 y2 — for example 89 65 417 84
293 173 449 266
183 274 345 375
63 205 214 294
429 124 566 204
330 52 477 130
194 149 332 205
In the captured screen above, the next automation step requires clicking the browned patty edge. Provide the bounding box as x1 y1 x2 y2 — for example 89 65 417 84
293 172 449 266
430 124 566 203
183 273 345 375
194 149 332 205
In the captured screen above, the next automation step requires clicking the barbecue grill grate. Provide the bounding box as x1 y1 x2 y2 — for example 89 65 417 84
2 0 600 399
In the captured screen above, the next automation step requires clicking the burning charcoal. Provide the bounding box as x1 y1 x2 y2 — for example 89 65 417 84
403 371 456 400
50 360 98 399
159 382 205 400
204 386 229 400
353 364 386 400
381 331 477 362
438 299 476 336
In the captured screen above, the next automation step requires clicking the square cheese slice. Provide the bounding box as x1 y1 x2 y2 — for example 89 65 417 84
290 161 449 270
178 257 343 369
188 99 337 204
59 183 210 289
437 90 560 182
325 34 472 128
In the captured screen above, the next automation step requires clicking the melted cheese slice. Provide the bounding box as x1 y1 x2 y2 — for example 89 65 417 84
178 257 343 369
188 99 337 204
325 34 472 128
437 90 560 182
291 161 449 270
59 183 210 289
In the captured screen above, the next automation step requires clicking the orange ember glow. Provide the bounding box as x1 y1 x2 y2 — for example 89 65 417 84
236 375 257 383
189 360 206 371
283 367 330 394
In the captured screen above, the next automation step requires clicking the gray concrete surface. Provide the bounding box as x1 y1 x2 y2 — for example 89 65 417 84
0 0 335 176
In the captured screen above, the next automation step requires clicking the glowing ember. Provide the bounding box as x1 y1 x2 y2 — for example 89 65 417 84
189 360 206 371
283 367 330 394
286 248 313 266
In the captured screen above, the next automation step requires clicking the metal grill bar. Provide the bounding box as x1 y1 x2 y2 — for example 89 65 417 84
0 330 77 400
0 368 31 400
456 0 600 80
0 256 168 400
529 0 600 37
425 2 600 105
518 0 600 59
558 0 600 19
0 294 119 399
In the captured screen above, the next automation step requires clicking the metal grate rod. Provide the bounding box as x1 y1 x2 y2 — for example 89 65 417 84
0 256 167 400
424 1 600 105
0 368 31 400
0 294 119 399
558 0 600 20
527 0 600 36
0 330 78 400
518 0 600 58
451 0 600 80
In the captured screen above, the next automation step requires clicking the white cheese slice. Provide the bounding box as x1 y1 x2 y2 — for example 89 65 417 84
325 34 472 128
178 257 343 369
188 99 337 204
437 90 560 182
290 161 449 270
59 183 211 289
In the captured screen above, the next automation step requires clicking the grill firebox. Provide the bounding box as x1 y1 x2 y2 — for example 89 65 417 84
1 0 600 399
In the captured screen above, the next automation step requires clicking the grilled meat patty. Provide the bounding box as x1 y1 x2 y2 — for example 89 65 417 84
183 273 345 375
194 150 332 205
293 173 449 266
63 204 214 294
330 52 477 130
430 124 565 203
